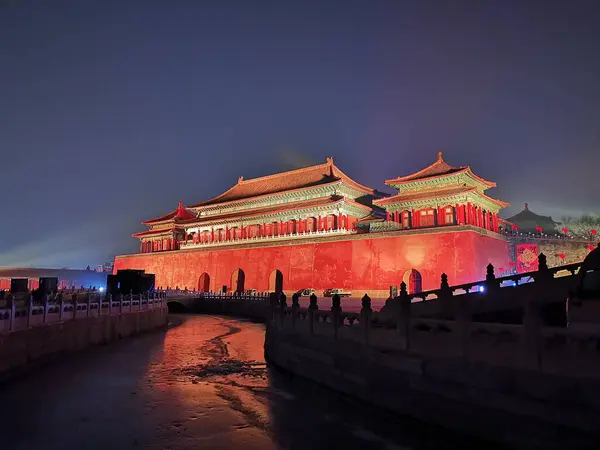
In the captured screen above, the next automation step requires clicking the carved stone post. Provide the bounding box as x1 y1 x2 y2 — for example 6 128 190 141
439 273 453 319
397 282 411 351
308 293 318 336
291 293 299 328
7 294 15 332
361 294 372 344
523 296 541 370
331 293 342 340
27 294 34 328
119 293 124 315
536 253 552 282
484 263 498 291
455 294 471 358
279 293 287 328
269 293 278 323
59 295 65 322
86 293 91 317
42 293 49 325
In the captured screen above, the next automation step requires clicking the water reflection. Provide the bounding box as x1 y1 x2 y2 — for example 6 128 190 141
0 315 502 450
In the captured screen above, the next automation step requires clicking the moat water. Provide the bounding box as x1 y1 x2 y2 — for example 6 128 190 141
0 315 502 450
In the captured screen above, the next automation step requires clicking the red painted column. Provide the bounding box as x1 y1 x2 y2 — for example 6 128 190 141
412 209 419 227
303 219 307 232
211 229 215 242
338 212 342 230
139 242 143 253
385 211 390 222
437 206 443 226
492 213 498 232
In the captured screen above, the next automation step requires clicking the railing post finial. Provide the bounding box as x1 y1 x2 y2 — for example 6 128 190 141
486 263 495 282
441 273 449 290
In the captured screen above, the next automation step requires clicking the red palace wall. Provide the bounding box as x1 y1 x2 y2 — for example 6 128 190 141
114 228 509 297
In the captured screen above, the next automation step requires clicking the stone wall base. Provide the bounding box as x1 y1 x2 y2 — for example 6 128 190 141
0 308 168 381
264 324 600 450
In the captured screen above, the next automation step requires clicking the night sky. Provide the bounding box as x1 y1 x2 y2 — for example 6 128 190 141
1 1 599 268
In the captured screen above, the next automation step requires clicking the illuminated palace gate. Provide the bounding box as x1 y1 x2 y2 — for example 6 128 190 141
115 154 510 296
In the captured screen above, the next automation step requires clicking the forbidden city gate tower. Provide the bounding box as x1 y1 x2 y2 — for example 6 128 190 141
116 154 511 296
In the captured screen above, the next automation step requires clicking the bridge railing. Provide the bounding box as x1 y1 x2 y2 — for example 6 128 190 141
269 254 600 379
0 291 167 334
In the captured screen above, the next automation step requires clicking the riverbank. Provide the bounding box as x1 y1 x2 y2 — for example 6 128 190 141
0 314 508 450
264 320 600 450
0 306 168 382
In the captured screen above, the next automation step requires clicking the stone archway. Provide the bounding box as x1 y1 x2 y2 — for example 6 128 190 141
198 272 210 292
269 269 284 294
231 269 245 293
403 269 422 294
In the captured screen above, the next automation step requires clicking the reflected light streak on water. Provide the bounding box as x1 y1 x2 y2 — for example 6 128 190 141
0 315 502 450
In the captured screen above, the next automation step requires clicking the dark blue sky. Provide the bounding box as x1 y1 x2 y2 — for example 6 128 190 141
1 0 599 268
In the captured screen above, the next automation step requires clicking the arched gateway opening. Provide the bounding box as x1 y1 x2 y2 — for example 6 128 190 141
403 269 423 294
231 269 245 293
269 269 284 293
198 272 210 292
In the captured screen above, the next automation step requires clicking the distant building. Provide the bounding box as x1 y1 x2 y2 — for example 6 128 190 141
505 203 558 234
0 267 108 291
95 262 114 273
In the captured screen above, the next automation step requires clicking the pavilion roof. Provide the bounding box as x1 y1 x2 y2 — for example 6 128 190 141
385 152 495 188
374 186 476 206
182 195 373 226
505 203 557 232
373 185 509 208
142 201 197 225
189 157 378 208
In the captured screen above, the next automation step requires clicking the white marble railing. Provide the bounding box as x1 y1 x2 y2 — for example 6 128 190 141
179 228 357 249
271 294 600 378
0 292 167 334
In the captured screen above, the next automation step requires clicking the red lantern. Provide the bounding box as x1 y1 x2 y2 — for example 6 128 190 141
561 227 569 234
591 229 598 236
535 225 543 233
557 253 566 260
511 224 519 231
499 267 504 271
588 245 595 251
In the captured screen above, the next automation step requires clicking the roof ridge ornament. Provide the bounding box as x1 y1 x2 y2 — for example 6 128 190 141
238 176 244 183
436 151 444 161
524 202 529 210
326 156 334 165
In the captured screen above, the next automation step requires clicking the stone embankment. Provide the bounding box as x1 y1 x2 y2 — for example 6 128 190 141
263 258 600 450
0 292 168 379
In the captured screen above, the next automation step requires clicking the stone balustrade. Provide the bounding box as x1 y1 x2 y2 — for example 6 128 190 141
267 254 600 379
0 291 167 334
178 227 356 250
